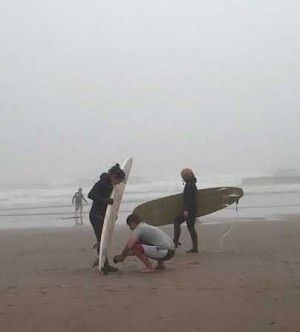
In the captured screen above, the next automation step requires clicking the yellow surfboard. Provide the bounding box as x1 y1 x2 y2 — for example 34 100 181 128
133 187 243 226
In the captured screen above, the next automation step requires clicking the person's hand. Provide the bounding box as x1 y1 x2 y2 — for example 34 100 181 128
108 198 114 205
92 241 99 250
113 254 124 264
183 210 189 220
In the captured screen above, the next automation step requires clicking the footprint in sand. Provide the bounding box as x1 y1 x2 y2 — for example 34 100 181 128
27 311 35 315
37 286 48 294
292 285 300 290
196 286 226 291
6 286 17 294
104 288 124 294
187 261 200 265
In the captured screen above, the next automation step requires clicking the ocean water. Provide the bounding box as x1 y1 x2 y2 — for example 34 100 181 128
0 172 300 229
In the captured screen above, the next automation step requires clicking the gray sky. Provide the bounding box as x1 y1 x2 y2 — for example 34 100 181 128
1 0 299 184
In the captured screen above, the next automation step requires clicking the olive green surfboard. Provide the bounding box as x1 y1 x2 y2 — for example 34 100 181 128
133 187 243 226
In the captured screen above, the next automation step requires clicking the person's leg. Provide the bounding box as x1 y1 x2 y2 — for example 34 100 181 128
186 217 198 253
89 211 102 267
89 211 118 272
155 249 175 269
75 205 79 224
132 243 155 272
79 205 83 225
173 215 184 247
140 246 172 270
155 260 166 270
90 220 103 254
90 230 117 271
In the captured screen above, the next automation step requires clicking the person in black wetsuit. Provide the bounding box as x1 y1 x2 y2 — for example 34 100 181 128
173 168 198 253
88 163 125 272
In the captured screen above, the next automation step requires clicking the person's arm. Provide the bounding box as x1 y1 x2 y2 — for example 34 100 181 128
88 182 113 204
114 236 138 263
72 194 75 204
81 193 88 204
95 182 114 204
88 185 96 200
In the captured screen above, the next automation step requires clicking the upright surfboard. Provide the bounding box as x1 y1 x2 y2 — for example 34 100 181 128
133 187 243 226
99 157 133 274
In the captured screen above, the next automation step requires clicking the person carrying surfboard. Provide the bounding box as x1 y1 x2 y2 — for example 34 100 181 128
113 213 175 272
173 168 198 253
88 163 126 272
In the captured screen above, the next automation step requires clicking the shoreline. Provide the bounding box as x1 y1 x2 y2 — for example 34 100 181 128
0 212 296 232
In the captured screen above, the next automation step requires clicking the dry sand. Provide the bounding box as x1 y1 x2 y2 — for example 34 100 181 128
1 216 300 332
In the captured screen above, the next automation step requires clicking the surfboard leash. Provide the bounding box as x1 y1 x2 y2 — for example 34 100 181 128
220 199 241 248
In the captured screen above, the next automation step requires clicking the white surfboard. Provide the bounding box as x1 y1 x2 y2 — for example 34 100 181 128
98 157 133 274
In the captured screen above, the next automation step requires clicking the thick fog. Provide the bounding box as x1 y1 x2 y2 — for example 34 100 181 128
1 0 299 184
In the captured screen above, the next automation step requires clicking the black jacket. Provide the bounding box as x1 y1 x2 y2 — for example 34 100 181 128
88 173 113 214
183 177 198 216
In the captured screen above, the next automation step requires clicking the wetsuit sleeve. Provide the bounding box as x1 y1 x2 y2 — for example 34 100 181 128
88 185 97 200
88 181 111 203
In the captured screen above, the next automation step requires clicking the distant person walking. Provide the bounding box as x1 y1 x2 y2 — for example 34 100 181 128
72 187 88 224
88 163 125 273
113 214 175 272
173 168 199 253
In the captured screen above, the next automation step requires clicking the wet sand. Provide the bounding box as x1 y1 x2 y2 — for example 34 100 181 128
1 216 300 332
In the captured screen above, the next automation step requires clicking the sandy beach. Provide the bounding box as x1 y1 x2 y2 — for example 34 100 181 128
1 216 300 332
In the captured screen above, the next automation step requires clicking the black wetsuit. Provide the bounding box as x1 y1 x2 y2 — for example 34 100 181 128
174 177 198 250
88 173 113 253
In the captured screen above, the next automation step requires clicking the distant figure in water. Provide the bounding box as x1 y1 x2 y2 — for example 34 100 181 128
113 214 175 273
72 188 88 224
88 163 126 273
173 168 199 253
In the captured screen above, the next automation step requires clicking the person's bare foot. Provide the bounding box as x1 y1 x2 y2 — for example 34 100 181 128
143 266 155 273
155 261 166 270
92 242 99 250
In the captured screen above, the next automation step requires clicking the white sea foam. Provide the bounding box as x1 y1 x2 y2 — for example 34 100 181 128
0 171 300 229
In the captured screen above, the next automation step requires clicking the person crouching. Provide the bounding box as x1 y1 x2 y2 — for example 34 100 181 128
113 214 175 272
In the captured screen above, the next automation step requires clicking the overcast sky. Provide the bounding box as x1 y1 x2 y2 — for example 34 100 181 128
1 0 299 184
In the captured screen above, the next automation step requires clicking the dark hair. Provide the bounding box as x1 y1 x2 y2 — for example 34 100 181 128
126 213 141 225
108 163 125 181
